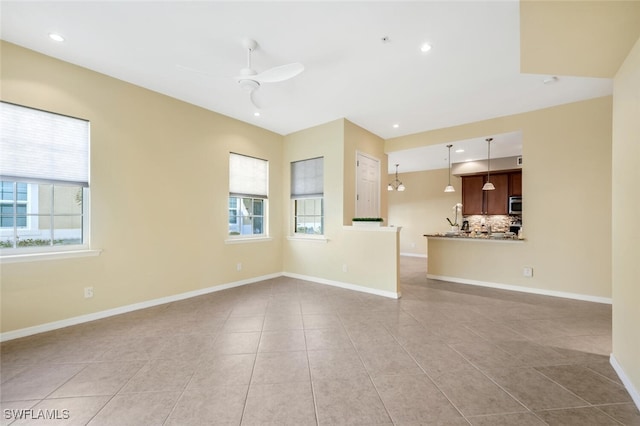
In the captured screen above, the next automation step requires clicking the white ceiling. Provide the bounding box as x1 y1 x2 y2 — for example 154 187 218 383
389 130 523 173
0 1 612 173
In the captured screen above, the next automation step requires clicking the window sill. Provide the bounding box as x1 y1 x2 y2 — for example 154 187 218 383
0 249 102 264
225 236 273 244
287 235 328 243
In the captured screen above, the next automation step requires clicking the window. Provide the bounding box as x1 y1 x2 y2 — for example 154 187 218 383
0 182 27 228
228 153 268 237
0 102 89 252
291 157 324 235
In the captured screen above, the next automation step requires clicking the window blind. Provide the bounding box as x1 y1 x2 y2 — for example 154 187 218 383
291 157 324 198
0 102 90 186
229 153 268 198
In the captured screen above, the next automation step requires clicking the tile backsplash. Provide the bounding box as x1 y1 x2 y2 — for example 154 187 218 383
464 215 521 232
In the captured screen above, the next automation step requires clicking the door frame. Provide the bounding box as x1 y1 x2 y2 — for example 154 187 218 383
355 151 381 218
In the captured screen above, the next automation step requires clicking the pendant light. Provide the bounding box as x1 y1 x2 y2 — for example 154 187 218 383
388 164 405 191
482 137 495 191
444 144 455 193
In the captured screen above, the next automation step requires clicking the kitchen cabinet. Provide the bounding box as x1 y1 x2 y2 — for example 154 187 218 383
461 175 484 215
485 173 509 214
462 172 515 215
510 172 522 196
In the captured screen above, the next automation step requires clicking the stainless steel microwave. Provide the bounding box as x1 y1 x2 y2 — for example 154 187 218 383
509 196 522 214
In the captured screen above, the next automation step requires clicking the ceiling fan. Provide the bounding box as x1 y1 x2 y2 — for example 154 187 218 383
235 38 304 109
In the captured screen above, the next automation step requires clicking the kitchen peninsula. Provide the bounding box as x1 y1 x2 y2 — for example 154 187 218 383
423 232 531 293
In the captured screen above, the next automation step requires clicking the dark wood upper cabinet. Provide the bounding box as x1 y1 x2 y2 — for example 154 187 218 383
510 172 522 196
485 173 509 215
461 170 521 215
462 175 485 215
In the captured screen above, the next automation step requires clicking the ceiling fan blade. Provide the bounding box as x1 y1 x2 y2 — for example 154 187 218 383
253 63 304 83
249 88 263 109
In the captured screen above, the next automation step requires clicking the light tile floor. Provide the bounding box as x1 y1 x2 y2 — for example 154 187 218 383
1 257 639 425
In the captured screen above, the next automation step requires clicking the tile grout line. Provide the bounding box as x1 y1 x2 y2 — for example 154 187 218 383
445 341 548 420
337 309 398 425
302 310 321 426
83 358 149 425
159 331 217 426
237 287 273 426
384 308 471 424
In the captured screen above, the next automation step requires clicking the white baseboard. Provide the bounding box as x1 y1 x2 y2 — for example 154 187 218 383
283 272 400 300
426 274 612 304
400 252 427 258
0 273 281 342
610 353 640 410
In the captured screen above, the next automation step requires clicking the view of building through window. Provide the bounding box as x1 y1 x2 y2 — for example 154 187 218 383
294 198 323 235
0 182 84 248
228 197 265 236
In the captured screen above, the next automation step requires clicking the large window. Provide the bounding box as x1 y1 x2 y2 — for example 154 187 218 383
291 157 324 235
228 153 268 237
0 102 89 252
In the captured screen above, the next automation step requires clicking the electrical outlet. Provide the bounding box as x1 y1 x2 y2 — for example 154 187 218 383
236 262 242 271
342 264 348 272
84 287 94 298
523 267 533 278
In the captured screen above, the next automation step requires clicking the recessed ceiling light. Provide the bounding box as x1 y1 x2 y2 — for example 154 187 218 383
253 112 260 117
392 124 399 129
455 149 465 153
543 76 558 85
420 43 432 53
48 33 65 42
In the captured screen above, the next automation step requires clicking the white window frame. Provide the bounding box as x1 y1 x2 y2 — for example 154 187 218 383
291 157 324 237
0 102 94 261
292 197 324 236
227 153 269 241
227 195 268 238
0 183 90 256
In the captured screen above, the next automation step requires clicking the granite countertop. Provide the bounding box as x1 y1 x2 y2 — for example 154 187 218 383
424 232 524 242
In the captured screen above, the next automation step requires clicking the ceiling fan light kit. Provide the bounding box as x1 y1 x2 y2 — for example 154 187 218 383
234 38 304 109
238 79 260 91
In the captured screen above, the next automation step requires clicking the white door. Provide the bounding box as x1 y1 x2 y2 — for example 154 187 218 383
356 153 380 218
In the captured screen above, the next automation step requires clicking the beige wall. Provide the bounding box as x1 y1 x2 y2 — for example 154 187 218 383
520 0 640 78
388 169 461 256
387 96 613 299
343 120 388 225
282 119 399 296
0 42 284 332
612 35 640 405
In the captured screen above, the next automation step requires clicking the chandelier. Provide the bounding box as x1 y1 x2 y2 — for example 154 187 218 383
388 163 405 191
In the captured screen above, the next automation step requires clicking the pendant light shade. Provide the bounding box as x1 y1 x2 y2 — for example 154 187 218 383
482 137 495 191
388 164 405 191
444 144 455 193
482 181 495 191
